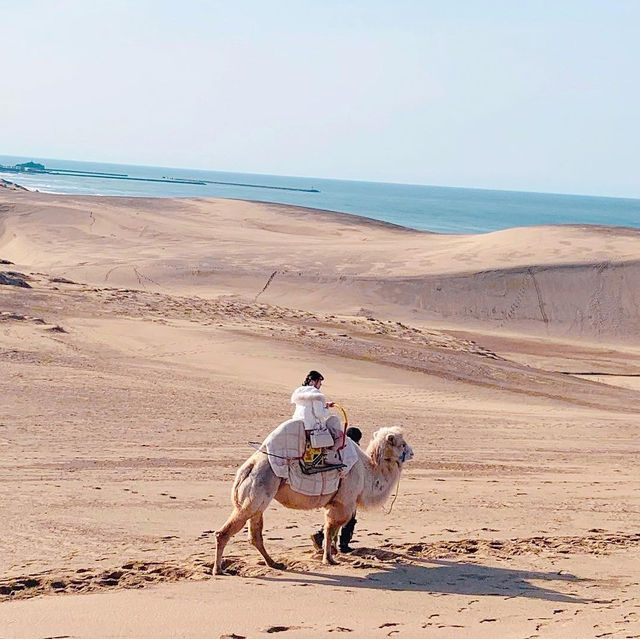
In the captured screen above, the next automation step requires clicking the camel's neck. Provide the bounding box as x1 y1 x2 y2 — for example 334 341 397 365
358 455 402 509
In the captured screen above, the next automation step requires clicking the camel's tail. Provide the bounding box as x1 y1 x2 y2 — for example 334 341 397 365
232 458 256 508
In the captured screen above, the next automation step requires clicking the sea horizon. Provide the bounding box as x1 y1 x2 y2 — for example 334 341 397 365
2 153 640 235
5 151 640 201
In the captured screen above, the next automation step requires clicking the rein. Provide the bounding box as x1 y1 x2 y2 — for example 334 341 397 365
385 478 401 515
333 402 349 450
384 447 408 515
248 441 302 461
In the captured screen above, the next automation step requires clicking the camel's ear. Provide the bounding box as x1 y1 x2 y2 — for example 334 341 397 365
386 433 396 446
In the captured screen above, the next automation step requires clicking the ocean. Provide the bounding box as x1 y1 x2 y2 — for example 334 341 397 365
1 154 639 234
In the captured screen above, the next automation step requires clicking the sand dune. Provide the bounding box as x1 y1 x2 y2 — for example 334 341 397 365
1 190 639 637
2 190 640 340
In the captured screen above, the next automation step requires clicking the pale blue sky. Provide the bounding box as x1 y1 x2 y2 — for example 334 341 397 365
2 1 639 197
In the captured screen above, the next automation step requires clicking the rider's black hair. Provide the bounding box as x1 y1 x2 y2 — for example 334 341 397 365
346 426 362 445
303 370 324 386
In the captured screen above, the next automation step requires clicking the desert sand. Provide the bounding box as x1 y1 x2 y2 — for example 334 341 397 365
0 188 639 638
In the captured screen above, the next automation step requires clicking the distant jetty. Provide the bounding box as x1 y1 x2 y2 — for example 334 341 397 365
0 162 319 193
201 179 319 193
0 162 206 186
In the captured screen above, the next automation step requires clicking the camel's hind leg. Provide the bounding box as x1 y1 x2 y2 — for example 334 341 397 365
213 455 281 575
213 508 251 575
249 513 286 570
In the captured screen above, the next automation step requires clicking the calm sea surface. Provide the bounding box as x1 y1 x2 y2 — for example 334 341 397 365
1 154 639 234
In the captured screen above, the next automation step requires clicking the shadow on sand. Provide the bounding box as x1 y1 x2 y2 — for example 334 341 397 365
256 549 593 603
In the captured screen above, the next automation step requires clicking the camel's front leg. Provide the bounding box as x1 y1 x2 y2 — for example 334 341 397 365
249 513 286 570
324 499 354 565
322 521 340 565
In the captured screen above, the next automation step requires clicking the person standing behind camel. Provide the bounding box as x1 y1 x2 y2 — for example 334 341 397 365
312 425 363 553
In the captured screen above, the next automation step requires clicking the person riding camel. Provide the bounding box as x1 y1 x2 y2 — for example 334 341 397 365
291 370 345 469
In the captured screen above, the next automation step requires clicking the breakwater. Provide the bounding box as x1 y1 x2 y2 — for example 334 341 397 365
202 179 318 193
0 162 319 192
0 163 205 186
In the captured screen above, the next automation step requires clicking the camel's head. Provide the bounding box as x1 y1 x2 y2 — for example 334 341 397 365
367 427 414 468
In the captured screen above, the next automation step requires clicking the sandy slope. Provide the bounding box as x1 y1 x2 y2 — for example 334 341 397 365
0 189 639 638
2 190 640 338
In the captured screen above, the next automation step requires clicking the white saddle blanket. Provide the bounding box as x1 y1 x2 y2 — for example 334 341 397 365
261 418 359 496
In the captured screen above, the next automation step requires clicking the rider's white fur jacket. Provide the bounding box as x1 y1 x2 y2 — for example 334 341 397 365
291 385 329 431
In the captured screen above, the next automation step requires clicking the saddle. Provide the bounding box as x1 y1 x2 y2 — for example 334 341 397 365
300 428 347 475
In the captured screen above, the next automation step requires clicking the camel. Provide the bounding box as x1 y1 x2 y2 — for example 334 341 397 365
213 426 413 574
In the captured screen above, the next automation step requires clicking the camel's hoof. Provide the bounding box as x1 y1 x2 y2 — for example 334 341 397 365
212 566 225 576
269 562 287 571
323 557 339 566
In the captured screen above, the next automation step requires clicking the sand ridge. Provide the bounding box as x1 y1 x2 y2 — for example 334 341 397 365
2 531 639 602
